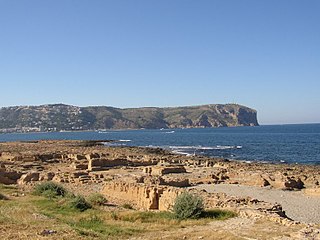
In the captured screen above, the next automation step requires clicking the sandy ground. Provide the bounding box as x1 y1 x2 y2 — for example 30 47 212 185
196 184 320 224
129 216 309 240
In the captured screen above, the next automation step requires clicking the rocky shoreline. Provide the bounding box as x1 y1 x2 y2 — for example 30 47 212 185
0 140 319 239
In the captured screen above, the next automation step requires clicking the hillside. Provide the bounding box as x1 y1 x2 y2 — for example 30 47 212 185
0 103 258 132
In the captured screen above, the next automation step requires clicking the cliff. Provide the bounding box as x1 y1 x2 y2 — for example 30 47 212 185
0 103 258 132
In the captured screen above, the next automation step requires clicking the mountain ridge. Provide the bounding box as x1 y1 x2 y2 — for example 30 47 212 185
0 103 259 132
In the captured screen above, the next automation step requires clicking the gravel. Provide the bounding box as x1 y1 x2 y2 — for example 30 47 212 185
197 184 320 224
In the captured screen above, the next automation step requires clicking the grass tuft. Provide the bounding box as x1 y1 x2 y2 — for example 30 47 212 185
200 209 237 220
87 193 107 206
34 182 67 198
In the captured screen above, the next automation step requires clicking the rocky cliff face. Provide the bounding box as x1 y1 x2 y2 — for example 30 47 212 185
0 103 258 132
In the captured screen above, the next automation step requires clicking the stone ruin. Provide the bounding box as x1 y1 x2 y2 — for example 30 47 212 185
101 180 291 225
102 181 180 211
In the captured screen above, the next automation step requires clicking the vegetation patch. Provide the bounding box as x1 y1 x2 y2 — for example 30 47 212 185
33 198 81 218
71 215 139 237
68 195 92 212
32 198 140 238
119 211 175 223
34 181 67 198
33 183 91 212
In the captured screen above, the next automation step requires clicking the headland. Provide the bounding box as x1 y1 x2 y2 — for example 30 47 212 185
0 103 258 133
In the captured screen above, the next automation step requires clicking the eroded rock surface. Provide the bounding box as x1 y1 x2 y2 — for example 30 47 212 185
0 140 319 230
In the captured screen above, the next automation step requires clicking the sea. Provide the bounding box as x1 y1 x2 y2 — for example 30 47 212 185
0 124 319 165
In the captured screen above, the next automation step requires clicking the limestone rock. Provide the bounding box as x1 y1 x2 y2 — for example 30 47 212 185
18 172 40 184
144 165 187 176
85 153 100 160
39 172 55 181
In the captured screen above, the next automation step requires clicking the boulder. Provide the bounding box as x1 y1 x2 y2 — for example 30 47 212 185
284 178 304 190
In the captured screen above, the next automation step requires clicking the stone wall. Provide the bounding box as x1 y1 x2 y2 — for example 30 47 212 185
143 165 186 176
88 158 130 171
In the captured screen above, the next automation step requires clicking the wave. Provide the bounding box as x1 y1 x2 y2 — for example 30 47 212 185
169 145 242 150
103 142 127 147
118 139 132 142
171 150 192 156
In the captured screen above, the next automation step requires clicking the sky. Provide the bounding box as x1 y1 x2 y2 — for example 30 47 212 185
0 0 319 125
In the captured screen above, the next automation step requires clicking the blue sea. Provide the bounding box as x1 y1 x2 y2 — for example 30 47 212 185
0 124 319 165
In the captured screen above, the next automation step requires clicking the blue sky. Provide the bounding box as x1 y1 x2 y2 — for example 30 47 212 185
0 0 319 124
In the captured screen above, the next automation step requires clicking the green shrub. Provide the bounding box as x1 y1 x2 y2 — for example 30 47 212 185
34 182 67 198
69 195 92 212
87 193 107 206
172 192 204 219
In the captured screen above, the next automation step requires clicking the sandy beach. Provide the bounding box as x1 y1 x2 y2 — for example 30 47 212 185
197 184 320 224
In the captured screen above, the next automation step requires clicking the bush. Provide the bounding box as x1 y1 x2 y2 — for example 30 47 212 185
69 195 92 212
34 182 67 198
172 192 204 219
88 193 107 206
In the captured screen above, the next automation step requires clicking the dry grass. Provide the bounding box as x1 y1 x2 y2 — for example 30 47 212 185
0 184 238 240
